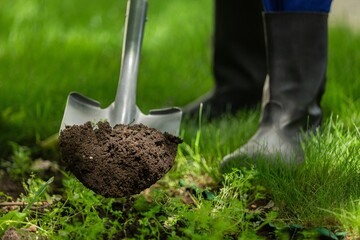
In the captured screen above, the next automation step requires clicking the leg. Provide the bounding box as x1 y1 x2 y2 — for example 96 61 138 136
222 0 333 170
183 0 267 120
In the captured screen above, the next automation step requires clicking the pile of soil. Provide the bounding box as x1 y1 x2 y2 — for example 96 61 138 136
59 122 182 198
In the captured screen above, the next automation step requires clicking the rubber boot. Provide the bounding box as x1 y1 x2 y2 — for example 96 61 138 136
182 0 267 120
221 12 328 169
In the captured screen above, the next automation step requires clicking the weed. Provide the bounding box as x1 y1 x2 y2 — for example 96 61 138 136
1 143 33 179
0 175 53 237
157 168 276 239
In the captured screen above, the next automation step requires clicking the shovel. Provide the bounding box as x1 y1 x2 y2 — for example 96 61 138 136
60 0 182 136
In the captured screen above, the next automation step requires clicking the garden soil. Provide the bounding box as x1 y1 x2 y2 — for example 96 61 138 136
59 122 182 198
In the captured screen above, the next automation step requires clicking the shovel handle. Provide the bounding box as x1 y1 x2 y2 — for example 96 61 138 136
114 0 147 124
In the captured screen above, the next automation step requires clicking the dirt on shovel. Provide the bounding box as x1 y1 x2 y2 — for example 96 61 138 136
59 121 182 198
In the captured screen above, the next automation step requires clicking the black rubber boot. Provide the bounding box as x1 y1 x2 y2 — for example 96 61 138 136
221 12 328 169
182 0 267 120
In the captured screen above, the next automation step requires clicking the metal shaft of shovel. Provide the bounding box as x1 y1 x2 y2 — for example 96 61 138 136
60 0 182 135
114 0 147 124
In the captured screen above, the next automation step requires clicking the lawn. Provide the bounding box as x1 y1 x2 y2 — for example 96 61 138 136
1 0 360 239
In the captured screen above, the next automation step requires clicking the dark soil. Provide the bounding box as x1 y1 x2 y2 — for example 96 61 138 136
0 173 25 199
59 121 182 198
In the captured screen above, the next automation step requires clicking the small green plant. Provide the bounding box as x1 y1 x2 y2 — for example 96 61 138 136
1 143 33 179
0 175 54 237
160 168 276 239
40 175 119 240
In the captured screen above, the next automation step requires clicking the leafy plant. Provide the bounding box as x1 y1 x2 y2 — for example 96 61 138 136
1 143 33 179
158 168 276 239
0 176 53 237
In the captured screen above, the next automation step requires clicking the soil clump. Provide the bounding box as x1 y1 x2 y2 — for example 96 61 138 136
59 122 182 198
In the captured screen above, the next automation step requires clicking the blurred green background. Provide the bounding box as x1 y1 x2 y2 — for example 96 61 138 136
0 0 213 155
0 0 359 157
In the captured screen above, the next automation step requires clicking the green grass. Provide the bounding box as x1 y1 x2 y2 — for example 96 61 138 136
0 0 213 153
1 0 360 238
256 118 360 226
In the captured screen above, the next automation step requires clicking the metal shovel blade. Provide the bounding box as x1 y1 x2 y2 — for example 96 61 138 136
60 92 182 136
59 0 182 136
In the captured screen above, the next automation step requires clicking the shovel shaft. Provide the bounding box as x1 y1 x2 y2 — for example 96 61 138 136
114 0 147 124
61 0 182 135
